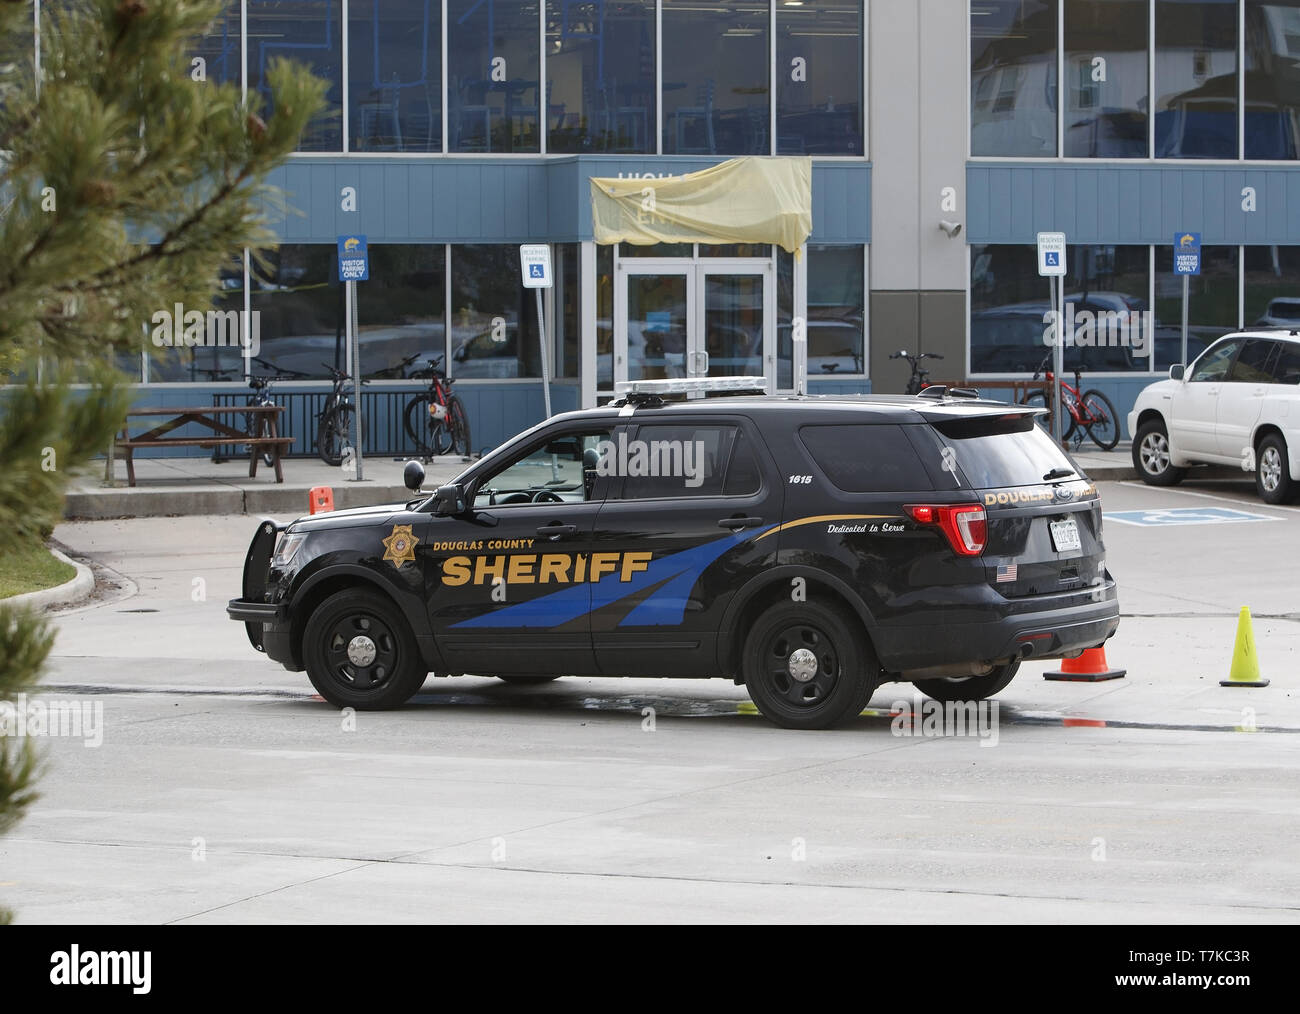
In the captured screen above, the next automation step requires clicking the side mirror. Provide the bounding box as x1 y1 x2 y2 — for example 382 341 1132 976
1169 364 1185 381
431 483 466 516
403 459 426 492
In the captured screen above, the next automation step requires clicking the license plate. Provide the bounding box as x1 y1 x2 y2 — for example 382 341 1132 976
1049 518 1081 553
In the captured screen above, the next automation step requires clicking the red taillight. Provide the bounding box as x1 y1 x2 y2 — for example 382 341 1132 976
905 503 987 556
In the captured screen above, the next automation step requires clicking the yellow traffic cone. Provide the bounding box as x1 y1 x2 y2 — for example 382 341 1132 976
1220 607 1269 687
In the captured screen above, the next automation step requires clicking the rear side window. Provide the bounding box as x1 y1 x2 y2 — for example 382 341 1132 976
1270 343 1300 385
799 424 935 493
620 424 753 499
924 415 1076 490
1228 340 1279 383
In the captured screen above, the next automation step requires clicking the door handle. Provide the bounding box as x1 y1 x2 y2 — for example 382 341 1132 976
718 516 763 530
536 523 578 540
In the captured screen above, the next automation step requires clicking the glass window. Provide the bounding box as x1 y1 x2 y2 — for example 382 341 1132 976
806 245 864 376
1155 244 1238 369
447 0 540 152
348 0 441 151
1271 341 1300 383
927 415 1075 489
776 0 863 155
1155 0 1239 158
250 245 343 379
970 244 1150 374
971 0 1058 157
473 427 612 507
1060 245 1151 372
662 0 770 155
723 430 762 496
1245 246 1300 325
970 244 1054 373
621 423 740 499
1189 337 1241 380
1228 338 1281 381
1064 0 1148 157
191 0 242 87
357 245 446 378
150 256 249 382
546 0 655 153
799 424 935 493
1246 1 1300 159
248 0 344 152
450 244 539 377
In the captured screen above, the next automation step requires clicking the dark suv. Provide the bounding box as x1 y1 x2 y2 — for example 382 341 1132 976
228 387 1120 729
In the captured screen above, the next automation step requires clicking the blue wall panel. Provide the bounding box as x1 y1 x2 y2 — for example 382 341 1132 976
969 163 1300 245
261 157 871 246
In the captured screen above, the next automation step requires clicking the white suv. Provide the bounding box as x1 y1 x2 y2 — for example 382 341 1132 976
1128 330 1300 504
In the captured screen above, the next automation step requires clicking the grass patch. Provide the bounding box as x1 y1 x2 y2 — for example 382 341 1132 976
0 538 75 600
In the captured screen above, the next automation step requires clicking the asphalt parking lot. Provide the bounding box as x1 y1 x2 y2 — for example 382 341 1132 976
3 475 1298 924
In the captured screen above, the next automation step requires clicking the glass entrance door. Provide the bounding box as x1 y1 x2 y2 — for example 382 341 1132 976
614 257 774 391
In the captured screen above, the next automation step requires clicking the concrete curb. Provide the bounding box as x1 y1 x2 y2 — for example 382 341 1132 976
2 547 95 611
64 483 414 520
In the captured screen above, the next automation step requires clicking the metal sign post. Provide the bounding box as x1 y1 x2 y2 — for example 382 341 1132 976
1173 232 1201 367
1037 232 1067 448
520 244 554 421
338 235 370 481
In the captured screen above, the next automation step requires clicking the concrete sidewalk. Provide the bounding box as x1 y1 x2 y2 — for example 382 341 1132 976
65 453 475 520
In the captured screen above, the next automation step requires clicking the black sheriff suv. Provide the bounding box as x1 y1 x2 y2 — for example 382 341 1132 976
228 380 1120 729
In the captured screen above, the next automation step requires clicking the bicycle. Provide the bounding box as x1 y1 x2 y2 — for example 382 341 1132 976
889 349 944 395
317 362 365 466
402 355 472 459
208 362 299 466
1021 353 1119 451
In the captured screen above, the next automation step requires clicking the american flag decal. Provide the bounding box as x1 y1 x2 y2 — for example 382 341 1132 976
996 563 1018 583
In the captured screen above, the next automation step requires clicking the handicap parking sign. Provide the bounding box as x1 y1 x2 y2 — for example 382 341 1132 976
1104 507 1279 527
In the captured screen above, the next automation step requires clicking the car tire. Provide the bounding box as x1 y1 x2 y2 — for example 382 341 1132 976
911 660 1020 703
742 600 877 730
1132 419 1187 486
303 589 427 710
493 675 561 684
1255 433 1298 505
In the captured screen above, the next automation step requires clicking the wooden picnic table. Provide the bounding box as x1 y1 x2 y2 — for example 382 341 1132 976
109 404 293 487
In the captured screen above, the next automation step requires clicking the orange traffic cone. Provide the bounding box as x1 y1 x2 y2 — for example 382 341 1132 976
1043 645 1126 682
309 485 335 514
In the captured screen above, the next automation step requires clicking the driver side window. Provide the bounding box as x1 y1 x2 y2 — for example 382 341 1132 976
472 428 612 508
1189 340 1241 383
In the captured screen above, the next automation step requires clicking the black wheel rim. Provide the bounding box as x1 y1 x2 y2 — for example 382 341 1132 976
323 610 400 692
762 622 840 710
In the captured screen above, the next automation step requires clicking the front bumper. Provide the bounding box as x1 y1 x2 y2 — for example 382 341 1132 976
227 598 298 668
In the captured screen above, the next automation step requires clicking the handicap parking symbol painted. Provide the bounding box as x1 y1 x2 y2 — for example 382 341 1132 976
1104 507 1281 527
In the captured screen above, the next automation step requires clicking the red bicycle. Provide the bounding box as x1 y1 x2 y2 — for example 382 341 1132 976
1021 353 1119 451
402 355 472 459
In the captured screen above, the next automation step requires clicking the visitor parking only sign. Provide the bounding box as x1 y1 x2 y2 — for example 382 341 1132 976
338 235 369 282
1174 232 1201 276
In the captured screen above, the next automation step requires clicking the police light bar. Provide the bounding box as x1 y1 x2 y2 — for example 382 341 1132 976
613 376 768 396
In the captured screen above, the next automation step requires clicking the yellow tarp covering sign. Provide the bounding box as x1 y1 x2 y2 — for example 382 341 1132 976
590 157 812 254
